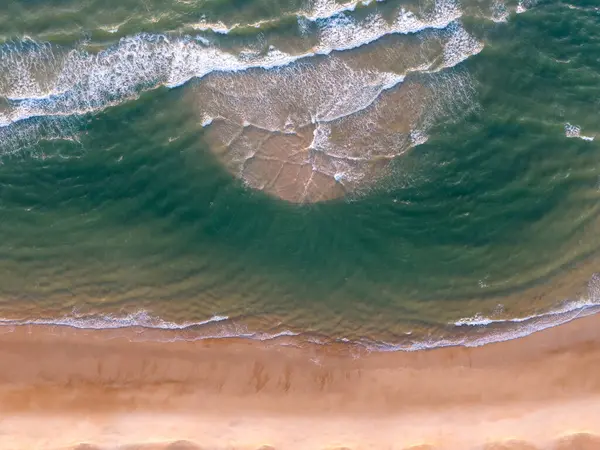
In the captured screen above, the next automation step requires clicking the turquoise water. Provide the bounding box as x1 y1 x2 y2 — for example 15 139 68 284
0 0 599 347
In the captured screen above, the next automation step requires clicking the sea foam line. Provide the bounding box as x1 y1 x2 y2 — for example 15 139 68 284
196 22 483 135
0 310 303 342
358 272 600 352
453 298 600 327
565 123 595 142
1 294 599 352
0 0 471 130
362 299 600 352
191 0 386 34
0 310 229 330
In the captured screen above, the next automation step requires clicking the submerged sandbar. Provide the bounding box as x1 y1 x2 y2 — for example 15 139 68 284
195 58 446 203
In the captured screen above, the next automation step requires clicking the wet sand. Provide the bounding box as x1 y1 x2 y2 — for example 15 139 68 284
2 314 600 449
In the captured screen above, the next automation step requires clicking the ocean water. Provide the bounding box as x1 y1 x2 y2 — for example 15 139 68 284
0 0 599 348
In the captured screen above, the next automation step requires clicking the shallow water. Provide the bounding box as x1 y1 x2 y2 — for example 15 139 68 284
0 0 599 347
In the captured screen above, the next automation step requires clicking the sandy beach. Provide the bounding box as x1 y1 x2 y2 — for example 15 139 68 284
0 314 599 449
2 0 600 449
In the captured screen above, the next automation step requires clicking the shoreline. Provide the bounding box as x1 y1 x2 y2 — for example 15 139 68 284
0 292 598 352
2 314 600 449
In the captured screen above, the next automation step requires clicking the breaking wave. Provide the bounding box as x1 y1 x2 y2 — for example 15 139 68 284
0 0 478 133
2 273 599 351
1 298 598 350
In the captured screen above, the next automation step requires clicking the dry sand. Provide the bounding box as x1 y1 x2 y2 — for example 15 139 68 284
1 314 600 450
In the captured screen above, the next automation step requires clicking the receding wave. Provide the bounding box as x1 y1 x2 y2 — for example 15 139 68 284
358 301 600 351
2 274 599 351
0 310 229 330
0 310 301 341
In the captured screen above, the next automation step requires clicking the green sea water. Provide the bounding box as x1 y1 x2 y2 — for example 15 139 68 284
0 0 599 348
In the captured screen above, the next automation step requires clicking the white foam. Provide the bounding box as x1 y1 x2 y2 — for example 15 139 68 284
303 0 372 21
0 40 66 101
194 52 475 191
516 0 538 14
255 329 301 340
361 274 600 351
366 301 600 352
194 20 480 142
410 129 429 146
99 21 129 34
0 310 306 344
0 116 82 157
1 293 598 352
0 310 228 330
197 56 410 134
454 297 600 326
565 123 595 141
315 72 405 123
191 20 233 34
194 36 211 46
190 0 499 38
317 0 462 54
0 0 477 134
489 1 510 23
565 4 600 12
200 114 214 127
0 4 483 196
441 22 484 69
191 0 375 32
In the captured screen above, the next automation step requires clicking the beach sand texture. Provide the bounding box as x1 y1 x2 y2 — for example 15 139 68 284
1 313 600 450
